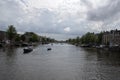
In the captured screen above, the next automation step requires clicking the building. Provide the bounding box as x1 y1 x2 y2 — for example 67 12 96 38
102 31 111 45
23 32 40 42
110 30 120 46
102 29 120 46
23 32 33 42
0 31 6 42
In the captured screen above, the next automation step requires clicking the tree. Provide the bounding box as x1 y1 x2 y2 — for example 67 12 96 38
23 32 39 42
80 32 97 44
21 35 26 41
15 34 21 42
97 32 103 44
76 36 80 44
7 25 17 41
30 33 39 42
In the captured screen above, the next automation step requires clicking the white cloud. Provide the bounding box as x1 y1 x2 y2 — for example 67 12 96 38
64 27 71 32
0 0 120 40
23 0 64 9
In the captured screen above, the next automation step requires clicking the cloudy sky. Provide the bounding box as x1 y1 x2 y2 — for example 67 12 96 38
0 0 120 40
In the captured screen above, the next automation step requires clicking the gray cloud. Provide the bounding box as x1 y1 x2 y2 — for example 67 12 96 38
87 0 120 21
0 0 24 29
81 0 93 8
0 0 120 40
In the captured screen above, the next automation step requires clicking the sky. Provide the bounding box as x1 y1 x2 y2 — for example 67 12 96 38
0 0 120 40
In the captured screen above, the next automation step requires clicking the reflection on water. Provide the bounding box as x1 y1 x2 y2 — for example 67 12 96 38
6 47 16 57
0 43 120 80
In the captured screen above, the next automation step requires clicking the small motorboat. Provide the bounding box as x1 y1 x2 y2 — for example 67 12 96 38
22 43 29 47
47 48 52 51
23 47 33 53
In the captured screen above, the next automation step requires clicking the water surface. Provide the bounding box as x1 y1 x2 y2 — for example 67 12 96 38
0 43 120 80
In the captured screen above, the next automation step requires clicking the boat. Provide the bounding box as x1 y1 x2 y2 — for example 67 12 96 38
22 43 29 47
109 45 120 52
0 43 3 47
47 48 52 51
23 47 33 53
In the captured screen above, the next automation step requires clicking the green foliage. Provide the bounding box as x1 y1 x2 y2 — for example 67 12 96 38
15 34 21 42
66 36 81 45
7 25 17 40
41 36 55 43
5 25 56 44
67 32 103 46
30 33 39 42
23 32 39 42
76 37 80 44
97 32 103 44
21 35 25 41
80 32 98 44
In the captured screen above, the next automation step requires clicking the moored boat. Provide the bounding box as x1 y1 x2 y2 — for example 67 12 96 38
47 48 52 51
23 47 33 53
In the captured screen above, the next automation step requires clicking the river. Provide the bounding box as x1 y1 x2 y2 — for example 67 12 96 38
0 43 120 80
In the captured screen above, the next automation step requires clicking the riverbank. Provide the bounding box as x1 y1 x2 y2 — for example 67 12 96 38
0 42 51 48
72 43 120 52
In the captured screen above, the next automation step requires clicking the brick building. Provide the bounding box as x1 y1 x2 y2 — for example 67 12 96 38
102 29 120 46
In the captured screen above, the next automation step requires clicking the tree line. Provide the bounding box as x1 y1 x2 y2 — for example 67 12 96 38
66 32 103 46
6 25 56 45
